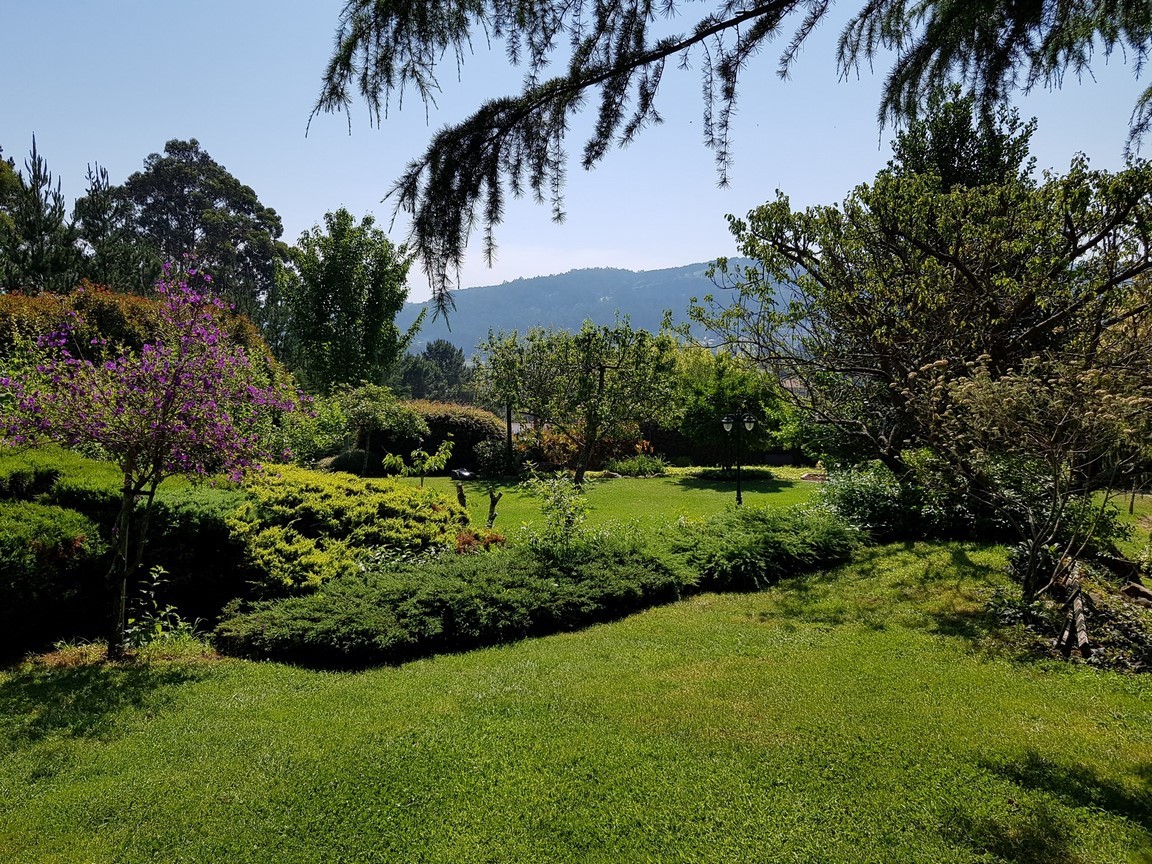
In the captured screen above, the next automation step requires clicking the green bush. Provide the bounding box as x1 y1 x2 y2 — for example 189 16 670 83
228 464 469 594
603 453 668 477
669 504 859 591
405 400 504 471
0 501 108 656
214 540 689 666
338 384 429 455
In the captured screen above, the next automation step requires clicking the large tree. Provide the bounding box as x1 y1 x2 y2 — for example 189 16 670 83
0 138 81 295
72 163 160 294
118 139 287 320
284 207 416 394
314 0 1152 309
694 98 1152 596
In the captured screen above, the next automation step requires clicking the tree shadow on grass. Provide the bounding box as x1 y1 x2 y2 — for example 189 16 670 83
945 800 1086 864
986 751 1152 834
668 475 794 495
944 751 1152 862
0 661 209 745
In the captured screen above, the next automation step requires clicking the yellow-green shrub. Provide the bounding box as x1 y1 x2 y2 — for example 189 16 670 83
229 465 468 594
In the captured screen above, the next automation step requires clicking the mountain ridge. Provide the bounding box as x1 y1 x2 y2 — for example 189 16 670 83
396 260 750 354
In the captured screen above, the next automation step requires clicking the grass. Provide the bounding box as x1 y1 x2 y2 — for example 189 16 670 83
408 467 818 535
2 543 1150 862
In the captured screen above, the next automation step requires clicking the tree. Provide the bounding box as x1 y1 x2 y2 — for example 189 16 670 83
314 0 1152 309
393 338 472 401
475 320 679 483
0 261 299 658
672 346 786 466
118 139 287 321
0 138 81 295
284 208 417 394
693 98 1152 597
72 163 160 294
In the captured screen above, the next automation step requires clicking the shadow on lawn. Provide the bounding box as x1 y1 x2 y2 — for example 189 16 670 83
668 475 794 495
0 661 209 745
946 751 1152 861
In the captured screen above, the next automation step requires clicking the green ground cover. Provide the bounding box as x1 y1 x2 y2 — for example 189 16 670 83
2 542 1149 863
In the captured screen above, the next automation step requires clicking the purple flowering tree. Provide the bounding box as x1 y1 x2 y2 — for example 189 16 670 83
0 261 298 659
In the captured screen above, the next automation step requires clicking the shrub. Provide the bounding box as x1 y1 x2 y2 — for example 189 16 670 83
669 504 859 591
404 400 504 470
227 464 469 594
0 501 108 656
214 540 689 666
272 393 349 466
603 453 668 477
338 384 429 454
818 463 917 541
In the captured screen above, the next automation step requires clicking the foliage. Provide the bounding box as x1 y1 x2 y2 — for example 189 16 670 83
694 96 1152 600
227 464 468 594
0 500 107 656
392 339 473 401
0 262 300 656
603 453 668 477
284 208 416 393
214 539 689 667
313 1 1152 309
337 383 428 454
72 162 160 294
818 460 963 543
668 345 787 464
270 393 349 467
405 398 505 470
0 137 81 294
476 321 680 483
124 566 202 648
117 139 288 322
668 504 859 592
518 472 591 559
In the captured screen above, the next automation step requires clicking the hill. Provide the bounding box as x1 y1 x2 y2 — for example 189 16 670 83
396 260 751 354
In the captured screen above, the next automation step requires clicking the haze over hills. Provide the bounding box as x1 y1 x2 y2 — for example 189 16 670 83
397 260 754 355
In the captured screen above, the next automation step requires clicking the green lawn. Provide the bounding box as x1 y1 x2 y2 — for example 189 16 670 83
411 468 818 533
2 541 1149 862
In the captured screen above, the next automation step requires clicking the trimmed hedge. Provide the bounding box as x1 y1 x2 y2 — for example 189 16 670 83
214 541 689 666
214 504 861 667
228 464 469 594
669 504 860 591
0 501 107 656
404 400 504 471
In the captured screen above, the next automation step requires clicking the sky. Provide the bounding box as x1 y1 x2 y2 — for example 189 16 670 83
3 1 1148 302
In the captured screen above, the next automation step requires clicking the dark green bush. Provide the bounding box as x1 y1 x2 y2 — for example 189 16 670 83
669 504 859 591
405 400 504 471
0 501 108 656
214 540 690 666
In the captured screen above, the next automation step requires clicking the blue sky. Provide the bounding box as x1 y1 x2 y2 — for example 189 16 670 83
3 1 1147 301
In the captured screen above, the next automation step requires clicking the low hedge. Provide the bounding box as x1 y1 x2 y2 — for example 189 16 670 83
228 464 469 594
214 541 689 666
0 500 108 656
669 504 860 591
214 504 861 667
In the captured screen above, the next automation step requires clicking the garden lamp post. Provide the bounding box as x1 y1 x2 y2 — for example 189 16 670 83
722 411 757 505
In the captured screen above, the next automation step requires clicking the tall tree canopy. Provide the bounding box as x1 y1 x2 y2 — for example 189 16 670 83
693 98 1152 596
284 207 416 394
0 138 81 295
118 139 287 319
315 0 1152 309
